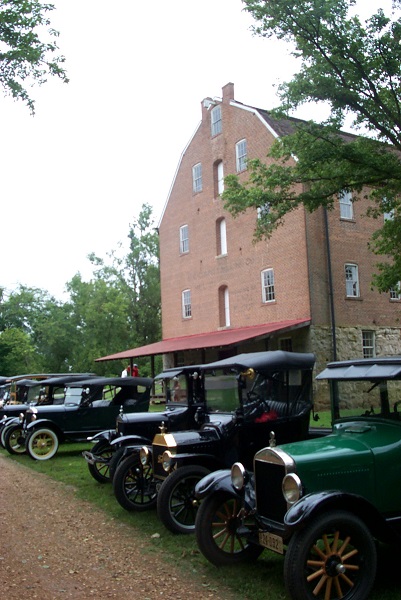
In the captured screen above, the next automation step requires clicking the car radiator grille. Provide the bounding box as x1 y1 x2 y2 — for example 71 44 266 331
254 459 287 522
152 444 168 479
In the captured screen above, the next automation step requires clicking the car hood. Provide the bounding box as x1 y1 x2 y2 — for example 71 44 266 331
271 418 401 510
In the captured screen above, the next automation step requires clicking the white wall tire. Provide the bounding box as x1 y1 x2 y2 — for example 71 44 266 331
26 428 59 461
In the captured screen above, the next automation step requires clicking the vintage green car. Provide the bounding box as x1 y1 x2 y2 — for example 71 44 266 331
195 356 401 600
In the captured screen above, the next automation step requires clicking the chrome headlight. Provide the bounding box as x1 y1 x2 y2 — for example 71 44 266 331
231 462 246 491
162 450 174 472
140 446 150 466
282 473 302 504
18 412 24 422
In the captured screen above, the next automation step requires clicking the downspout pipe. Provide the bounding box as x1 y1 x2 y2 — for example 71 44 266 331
324 207 339 414
324 207 337 361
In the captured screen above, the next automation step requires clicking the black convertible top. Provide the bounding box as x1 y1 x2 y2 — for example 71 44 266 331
316 356 401 380
201 351 316 372
67 376 153 388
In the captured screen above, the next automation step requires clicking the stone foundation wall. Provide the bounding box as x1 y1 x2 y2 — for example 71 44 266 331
311 325 401 410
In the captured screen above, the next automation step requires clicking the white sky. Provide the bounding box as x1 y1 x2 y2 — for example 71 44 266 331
1 0 377 301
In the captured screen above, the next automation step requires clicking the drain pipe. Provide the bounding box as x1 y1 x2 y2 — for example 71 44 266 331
324 207 339 415
324 207 337 361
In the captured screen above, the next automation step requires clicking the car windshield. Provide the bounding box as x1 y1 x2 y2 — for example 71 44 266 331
64 387 84 406
165 374 189 405
328 379 401 423
204 369 239 412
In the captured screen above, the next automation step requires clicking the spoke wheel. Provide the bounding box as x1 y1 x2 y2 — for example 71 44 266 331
113 453 157 511
195 490 263 566
4 425 26 455
157 465 210 534
26 428 59 461
284 510 377 600
87 440 114 483
1 424 13 448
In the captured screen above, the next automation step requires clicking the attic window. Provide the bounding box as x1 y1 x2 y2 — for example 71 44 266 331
211 105 222 136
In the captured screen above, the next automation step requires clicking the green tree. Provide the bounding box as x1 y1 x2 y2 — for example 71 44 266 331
0 326 41 375
0 0 68 113
0 285 73 373
77 203 161 375
223 0 401 291
65 275 133 375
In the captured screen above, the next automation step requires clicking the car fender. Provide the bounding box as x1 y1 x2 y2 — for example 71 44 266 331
195 469 234 498
169 452 221 471
284 490 395 542
87 430 115 443
1 416 20 428
195 468 257 511
110 434 152 448
26 419 64 439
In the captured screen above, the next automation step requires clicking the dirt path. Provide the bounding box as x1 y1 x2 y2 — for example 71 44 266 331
0 455 236 600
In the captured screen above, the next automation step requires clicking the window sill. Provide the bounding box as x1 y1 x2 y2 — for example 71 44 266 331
345 296 362 301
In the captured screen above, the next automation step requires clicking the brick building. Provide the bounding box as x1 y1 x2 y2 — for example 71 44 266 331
98 83 401 386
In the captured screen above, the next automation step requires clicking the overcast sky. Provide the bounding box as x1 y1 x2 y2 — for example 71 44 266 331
1 0 374 301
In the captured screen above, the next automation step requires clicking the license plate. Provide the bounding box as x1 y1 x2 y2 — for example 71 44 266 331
258 531 284 554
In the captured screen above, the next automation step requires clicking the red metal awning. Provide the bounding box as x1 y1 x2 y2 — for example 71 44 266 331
95 318 311 362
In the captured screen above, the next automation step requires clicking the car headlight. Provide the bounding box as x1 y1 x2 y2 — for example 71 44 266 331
282 473 302 504
18 413 24 422
140 446 150 466
162 450 174 472
231 462 247 491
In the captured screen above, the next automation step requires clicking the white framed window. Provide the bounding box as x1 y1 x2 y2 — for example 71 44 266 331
345 263 360 297
217 161 224 195
236 139 247 172
192 163 202 193
211 105 222 136
216 218 227 256
218 286 230 327
362 331 375 358
390 283 401 300
257 203 270 219
182 289 192 319
339 190 353 220
179 225 189 254
261 268 275 302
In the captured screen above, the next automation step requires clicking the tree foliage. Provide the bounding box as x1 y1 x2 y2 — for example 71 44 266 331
0 0 68 113
223 0 401 290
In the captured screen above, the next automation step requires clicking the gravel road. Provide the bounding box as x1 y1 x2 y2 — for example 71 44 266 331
0 455 237 600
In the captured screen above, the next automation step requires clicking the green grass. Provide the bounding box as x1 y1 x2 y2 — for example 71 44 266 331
0 443 399 600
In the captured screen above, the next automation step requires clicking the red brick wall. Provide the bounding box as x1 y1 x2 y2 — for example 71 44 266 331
159 88 311 340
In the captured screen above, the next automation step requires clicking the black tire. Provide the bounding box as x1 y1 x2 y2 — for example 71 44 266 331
284 509 377 600
108 446 128 481
1 423 18 449
113 453 157 511
195 490 263 566
4 425 26 455
26 428 59 460
157 465 210 534
87 440 115 483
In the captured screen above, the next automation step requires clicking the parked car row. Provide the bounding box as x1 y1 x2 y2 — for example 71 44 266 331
3 353 401 599
0 374 153 460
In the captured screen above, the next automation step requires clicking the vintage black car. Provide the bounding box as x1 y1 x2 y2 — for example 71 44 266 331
0 374 96 448
2 376 152 461
113 351 317 533
83 365 207 483
194 356 401 600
